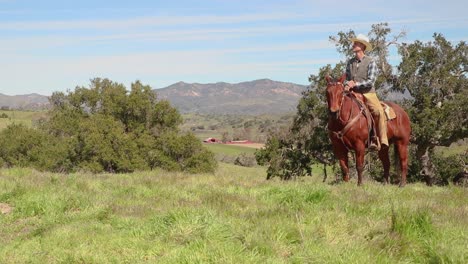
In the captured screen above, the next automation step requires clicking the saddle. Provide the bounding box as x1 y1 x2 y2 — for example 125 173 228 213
351 92 396 120
349 92 397 147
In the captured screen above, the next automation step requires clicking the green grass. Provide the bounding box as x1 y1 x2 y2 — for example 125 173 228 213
437 144 468 157
0 164 466 263
0 110 46 130
204 143 257 156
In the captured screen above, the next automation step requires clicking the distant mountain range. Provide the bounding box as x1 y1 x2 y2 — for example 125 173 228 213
0 79 410 114
155 79 307 115
0 93 50 110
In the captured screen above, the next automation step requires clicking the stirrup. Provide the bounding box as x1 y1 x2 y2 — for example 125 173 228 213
369 137 381 151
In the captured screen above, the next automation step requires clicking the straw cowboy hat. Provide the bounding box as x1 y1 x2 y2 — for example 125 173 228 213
350 34 373 51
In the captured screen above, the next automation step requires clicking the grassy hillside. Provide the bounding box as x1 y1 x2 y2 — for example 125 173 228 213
0 110 46 130
0 165 466 263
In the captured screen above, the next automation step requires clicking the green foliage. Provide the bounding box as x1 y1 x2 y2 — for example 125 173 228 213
255 129 313 180
2 78 216 173
0 124 71 172
154 132 217 173
71 114 147 173
432 152 467 185
397 34 467 184
398 34 468 147
0 113 8 118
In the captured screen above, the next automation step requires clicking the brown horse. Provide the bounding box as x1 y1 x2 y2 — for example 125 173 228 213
325 74 411 186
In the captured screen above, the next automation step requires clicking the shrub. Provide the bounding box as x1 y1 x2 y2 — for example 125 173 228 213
432 152 466 185
234 153 257 167
0 124 70 171
155 132 217 173
70 114 147 173
2 79 217 174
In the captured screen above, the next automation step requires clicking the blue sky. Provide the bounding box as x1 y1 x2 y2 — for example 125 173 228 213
1 0 467 95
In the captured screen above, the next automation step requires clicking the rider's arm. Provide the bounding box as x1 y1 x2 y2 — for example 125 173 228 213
343 60 352 87
354 60 377 92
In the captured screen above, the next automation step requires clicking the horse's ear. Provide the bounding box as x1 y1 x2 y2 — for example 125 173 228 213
325 76 332 84
338 73 346 83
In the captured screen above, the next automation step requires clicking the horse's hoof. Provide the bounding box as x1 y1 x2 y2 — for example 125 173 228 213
399 183 406 188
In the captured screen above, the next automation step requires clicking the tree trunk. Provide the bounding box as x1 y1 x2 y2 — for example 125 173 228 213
322 164 328 182
416 144 435 186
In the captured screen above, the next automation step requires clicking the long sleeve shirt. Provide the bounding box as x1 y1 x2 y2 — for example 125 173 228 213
345 56 378 93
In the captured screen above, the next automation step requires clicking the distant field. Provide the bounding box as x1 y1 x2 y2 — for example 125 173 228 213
191 130 223 141
0 110 46 130
204 143 257 156
0 165 466 263
227 143 265 149
181 113 293 143
437 141 468 157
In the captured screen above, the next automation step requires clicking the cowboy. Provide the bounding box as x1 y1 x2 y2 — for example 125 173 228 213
344 34 388 151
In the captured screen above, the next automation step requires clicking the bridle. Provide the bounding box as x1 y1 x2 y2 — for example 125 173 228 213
328 82 351 122
327 82 366 148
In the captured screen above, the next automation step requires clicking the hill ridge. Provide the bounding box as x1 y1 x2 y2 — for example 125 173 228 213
155 79 308 115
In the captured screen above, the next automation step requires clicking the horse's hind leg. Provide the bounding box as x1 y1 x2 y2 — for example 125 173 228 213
395 141 409 187
378 146 391 184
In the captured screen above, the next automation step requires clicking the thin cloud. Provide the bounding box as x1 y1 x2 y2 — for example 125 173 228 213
5 17 466 55
0 13 305 31
2 10 466 33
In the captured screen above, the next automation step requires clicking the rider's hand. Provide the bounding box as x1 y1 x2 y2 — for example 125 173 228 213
347 80 356 88
344 85 350 92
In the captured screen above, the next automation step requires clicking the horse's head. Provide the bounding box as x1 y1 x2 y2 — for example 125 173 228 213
325 74 346 118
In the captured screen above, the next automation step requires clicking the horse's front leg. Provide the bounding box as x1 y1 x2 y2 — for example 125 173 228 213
332 142 349 182
339 155 350 182
355 143 366 186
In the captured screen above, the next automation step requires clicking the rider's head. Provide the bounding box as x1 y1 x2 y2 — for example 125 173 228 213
350 34 372 53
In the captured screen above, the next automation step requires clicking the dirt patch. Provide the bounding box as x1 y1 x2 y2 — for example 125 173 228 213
0 203 13 214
